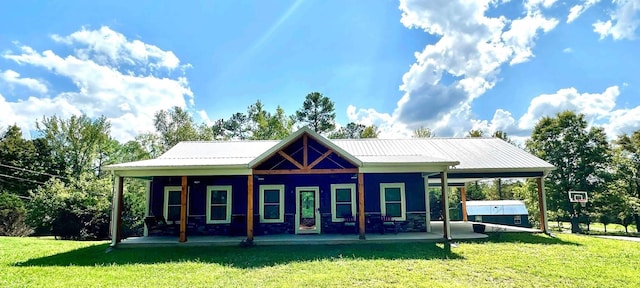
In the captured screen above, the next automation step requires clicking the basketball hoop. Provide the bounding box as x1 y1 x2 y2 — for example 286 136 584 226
569 191 588 208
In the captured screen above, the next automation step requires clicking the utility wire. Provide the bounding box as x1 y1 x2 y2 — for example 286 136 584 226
0 173 46 185
0 162 68 180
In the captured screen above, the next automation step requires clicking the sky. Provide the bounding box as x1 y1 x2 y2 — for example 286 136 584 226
0 0 639 143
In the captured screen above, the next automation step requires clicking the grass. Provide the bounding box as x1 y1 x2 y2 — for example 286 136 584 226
549 221 639 235
1 233 639 287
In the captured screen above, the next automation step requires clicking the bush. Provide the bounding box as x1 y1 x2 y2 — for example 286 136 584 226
0 192 33 236
27 175 111 240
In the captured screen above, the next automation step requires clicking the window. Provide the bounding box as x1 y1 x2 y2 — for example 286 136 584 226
206 186 232 224
380 183 406 221
331 184 356 222
260 184 285 223
514 215 522 225
164 186 185 223
475 215 483 222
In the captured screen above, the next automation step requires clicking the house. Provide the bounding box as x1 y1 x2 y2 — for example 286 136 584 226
105 127 554 246
460 200 532 228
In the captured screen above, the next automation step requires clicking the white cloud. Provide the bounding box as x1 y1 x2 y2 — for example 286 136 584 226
567 0 601 23
604 106 640 136
51 26 182 71
517 86 620 130
563 47 573 53
593 0 640 40
1 26 193 142
348 0 558 137
525 0 558 9
0 69 48 94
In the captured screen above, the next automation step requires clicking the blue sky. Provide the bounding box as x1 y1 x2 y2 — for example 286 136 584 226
1 0 639 142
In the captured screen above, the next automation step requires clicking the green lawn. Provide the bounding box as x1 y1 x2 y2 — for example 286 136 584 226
1 234 639 288
549 221 638 234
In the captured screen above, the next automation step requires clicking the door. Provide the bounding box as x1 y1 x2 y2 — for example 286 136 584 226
295 186 320 234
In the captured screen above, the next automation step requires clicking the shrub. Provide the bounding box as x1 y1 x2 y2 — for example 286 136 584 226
0 192 33 236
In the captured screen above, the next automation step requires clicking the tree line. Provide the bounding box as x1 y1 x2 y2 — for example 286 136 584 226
1 92 638 238
0 92 379 239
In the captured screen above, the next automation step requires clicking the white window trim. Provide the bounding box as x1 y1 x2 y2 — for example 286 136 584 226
206 185 232 224
330 183 356 222
259 184 285 223
514 215 522 225
163 186 189 224
380 183 406 221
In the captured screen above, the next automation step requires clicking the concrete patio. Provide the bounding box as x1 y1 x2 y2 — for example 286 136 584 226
118 221 540 247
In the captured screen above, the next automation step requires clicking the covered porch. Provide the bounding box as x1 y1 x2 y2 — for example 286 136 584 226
117 221 540 247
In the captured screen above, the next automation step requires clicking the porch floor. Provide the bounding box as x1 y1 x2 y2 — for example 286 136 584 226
118 221 540 247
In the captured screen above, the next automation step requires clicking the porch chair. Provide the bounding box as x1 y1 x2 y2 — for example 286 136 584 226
341 214 357 234
144 215 173 235
380 215 399 234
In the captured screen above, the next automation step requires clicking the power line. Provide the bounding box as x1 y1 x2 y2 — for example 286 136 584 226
0 162 68 180
0 173 46 185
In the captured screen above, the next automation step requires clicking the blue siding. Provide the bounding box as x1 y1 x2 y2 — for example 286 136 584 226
363 173 426 213
255 174 357 215
150 175 248 219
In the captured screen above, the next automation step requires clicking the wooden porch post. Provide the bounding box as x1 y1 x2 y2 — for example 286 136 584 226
179 176 187 243
441 171 451 240
116 176 124 243
536 177 548 233
423 175 431 232
461 186 468 222
358 172 365 240
247 174 254 241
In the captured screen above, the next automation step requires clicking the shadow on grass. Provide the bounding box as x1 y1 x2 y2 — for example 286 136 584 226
471 232 581 246
15 241 462 268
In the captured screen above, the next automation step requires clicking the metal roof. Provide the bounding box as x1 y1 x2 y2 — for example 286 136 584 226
465 200 529 216
105 130 554 174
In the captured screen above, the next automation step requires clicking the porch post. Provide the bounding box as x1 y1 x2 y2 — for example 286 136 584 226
358 172 365 240
143 180 151 237
536 177 548 233
247 174 254 241
441 171 451 240
110 175 121 246
116 176 124 243
461 186 468 222
179 176 187 243
423 175 431 232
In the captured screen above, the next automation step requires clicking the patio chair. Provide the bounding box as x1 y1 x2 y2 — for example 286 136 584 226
341 214 357 234
144 215 171 235
380 215 399 234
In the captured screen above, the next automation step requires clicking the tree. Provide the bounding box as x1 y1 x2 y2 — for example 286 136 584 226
36 115 111 179
413 126 434 138
223 112 251 140
153 106 207 152
248 101 293 140
0 191 32 236
295 92 335 133
329 122 379 139
0 125 41 196
526 111 611 233
467 129 484 137
492 130 515 145
616 130 640 232
27 174 112 240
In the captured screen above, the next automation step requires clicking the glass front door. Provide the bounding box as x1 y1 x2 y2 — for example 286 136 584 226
295 187 320 234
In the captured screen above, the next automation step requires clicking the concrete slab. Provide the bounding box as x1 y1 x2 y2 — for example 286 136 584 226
118 221 539 247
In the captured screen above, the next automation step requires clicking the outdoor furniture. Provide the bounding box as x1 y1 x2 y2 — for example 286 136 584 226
144 215 171 235
381 215 399 234
230 215 247 236
341 214 357 234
